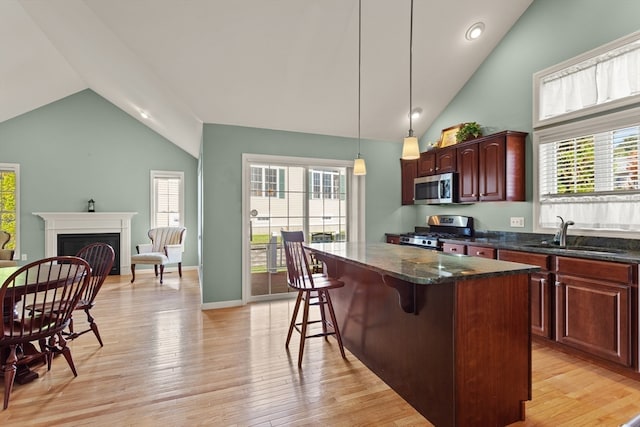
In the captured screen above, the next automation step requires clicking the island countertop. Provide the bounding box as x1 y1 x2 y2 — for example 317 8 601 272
306 242 539 285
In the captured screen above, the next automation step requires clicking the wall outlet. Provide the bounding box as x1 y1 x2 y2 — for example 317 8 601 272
21 253 27 261
510 217 525 228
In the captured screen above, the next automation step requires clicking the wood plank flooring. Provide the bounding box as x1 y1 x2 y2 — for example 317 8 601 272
2 270 640 426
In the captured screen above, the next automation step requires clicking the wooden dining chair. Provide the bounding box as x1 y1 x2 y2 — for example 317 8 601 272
67 243 115 346
281 230 346 368
0 256 91 409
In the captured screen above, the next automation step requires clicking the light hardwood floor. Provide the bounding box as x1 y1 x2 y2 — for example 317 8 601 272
2 270 640 426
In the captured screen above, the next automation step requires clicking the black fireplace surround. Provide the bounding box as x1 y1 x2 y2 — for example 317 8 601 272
57 233 120 275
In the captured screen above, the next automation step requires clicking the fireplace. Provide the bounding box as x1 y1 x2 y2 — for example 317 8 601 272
34 212 137 275
58 233 121 275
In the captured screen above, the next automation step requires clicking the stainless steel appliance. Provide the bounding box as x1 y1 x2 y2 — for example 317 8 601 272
413 172 457 205
399 215 473 250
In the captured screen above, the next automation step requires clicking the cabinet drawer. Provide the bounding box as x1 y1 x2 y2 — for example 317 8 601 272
467 245 496 259
442 243 466 255
555 256 634 284
498 249 552 270
386 235 400 245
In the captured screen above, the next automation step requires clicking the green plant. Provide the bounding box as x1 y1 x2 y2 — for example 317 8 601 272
456 122 483 143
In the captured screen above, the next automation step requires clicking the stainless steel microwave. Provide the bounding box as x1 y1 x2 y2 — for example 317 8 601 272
414 173 458 205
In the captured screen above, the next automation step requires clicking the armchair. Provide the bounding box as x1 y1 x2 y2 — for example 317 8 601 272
0 231 17 268
130 227 186 284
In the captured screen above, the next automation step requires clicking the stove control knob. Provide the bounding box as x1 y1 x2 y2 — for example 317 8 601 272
426 240 432 246
421 240 427 245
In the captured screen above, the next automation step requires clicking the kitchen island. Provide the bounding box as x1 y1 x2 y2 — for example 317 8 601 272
306 242 539 427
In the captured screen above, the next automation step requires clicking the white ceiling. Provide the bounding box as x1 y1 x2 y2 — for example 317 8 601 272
2 0 533 158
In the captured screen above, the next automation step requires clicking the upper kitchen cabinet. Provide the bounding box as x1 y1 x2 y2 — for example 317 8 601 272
401 159 418 205
456 131 527 202
418 147 456 176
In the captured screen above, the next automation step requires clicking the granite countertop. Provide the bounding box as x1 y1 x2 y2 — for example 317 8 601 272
306 242 539 285
440 235 640 263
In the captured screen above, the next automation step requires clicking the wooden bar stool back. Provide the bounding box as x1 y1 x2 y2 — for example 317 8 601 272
281 230 346 367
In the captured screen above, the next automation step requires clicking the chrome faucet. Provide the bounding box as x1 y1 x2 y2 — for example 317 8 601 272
553 216 575 247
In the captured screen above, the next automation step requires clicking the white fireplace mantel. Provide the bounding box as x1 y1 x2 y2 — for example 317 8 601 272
33 212 137 274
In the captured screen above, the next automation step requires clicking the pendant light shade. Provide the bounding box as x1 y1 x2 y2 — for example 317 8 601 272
402 134 420 160
353 0 367 175
401 0 420 160
354 157 367 175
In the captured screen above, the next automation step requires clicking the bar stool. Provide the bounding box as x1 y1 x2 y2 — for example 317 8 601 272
281 230 346 367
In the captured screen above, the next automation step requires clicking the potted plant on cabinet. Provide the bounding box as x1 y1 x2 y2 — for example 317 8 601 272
456 122 483 143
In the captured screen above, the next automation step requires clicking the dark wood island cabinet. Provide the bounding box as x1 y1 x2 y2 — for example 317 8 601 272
307 242 538 427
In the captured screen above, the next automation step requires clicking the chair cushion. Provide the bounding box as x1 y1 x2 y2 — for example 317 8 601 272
131 252 168 265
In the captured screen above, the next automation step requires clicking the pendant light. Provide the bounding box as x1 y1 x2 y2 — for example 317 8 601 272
401 0 420 160
353 0 367 175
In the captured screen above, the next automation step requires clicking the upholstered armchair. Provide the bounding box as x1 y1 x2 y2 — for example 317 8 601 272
0 231 17 268
130 227 186 284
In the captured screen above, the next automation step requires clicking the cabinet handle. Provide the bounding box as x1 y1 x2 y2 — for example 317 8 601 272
555 280 561 287
435 167 439 171
476 251 484 256
540 278 546 286
451 248 457 252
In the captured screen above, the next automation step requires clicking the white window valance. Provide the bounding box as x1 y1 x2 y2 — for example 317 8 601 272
534 31 640 128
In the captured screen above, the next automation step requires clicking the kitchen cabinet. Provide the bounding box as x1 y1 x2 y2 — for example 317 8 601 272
498 249 554 339
554 256 635 367
418 148 456 177
456 130 527 202
442 242 466 255
401 159 418 205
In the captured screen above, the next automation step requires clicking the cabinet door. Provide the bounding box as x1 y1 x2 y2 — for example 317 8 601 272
479 137 506 201
466 245 495 259
555 274 631 366
386 235 400 244
456 145 478 202
401 159 418 205
436 148 456 173
418 152 436 176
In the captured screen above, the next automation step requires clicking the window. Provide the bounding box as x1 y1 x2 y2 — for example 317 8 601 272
535 108 640 231
150 170 184 228
534 31 640 127
0 163 19 253
534 31 640 234
310 170 343 200
250 166 284 198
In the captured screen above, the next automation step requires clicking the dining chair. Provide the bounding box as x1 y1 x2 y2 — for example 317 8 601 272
281 230 346 368
131 227 186 284
67 242 115 346
0 256 90 409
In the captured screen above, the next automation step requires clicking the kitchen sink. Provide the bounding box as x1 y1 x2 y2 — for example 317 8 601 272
522 243 624 254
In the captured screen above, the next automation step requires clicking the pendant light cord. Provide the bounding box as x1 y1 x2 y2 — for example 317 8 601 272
408 0 414 136
357 0 362 158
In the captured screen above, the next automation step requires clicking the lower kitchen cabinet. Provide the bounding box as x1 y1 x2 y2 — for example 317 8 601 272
555 256 635 367
442 242 466 255
466 245 495 259
499 249 554 339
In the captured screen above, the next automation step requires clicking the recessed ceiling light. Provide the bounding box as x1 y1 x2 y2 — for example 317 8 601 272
465 22 485 41
410 107 422 120
140 111 150 119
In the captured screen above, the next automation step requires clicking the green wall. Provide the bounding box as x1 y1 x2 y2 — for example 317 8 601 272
201 124 405 304
0 90 198 267
418 0 640 232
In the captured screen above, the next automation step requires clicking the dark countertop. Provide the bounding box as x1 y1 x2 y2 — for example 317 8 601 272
439 235 640 263
306 242 539 285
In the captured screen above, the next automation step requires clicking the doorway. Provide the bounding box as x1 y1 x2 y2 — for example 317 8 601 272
242 154 362 303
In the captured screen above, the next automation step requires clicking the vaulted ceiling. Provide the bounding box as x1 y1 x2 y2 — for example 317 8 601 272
2 0 533 158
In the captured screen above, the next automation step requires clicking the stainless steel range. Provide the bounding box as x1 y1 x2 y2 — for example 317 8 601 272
399 215 474 250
